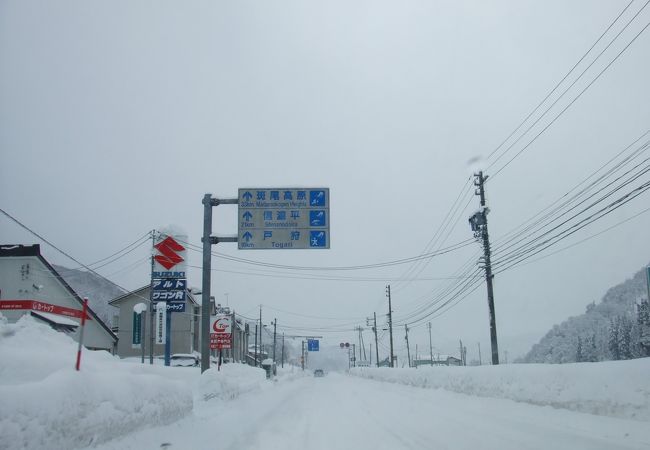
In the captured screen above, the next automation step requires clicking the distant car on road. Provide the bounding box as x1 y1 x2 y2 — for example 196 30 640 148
170 353 199 367
313 369 325 377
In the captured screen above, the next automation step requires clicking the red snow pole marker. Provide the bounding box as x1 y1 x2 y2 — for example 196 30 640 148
75 297 89 371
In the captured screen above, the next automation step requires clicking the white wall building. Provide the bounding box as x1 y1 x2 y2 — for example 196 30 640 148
0 244 118 352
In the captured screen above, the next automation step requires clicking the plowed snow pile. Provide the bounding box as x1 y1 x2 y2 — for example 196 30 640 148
351 359 650 421
0 314 192 450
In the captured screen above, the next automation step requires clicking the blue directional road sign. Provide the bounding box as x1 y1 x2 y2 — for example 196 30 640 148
307 339 319 352
238 188 330 250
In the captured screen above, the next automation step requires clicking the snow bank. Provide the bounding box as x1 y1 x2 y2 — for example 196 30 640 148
351 359 650 421
197 363 267 402
0 315 193 450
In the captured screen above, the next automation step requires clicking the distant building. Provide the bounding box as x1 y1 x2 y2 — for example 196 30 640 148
0 244 118 352
109 285 200 358
413 355 462 366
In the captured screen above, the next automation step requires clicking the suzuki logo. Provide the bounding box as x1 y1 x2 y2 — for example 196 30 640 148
154 236 185 270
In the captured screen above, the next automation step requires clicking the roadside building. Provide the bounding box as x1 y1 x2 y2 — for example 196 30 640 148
412 355 463 366
0 244 118 352
110 285 200 358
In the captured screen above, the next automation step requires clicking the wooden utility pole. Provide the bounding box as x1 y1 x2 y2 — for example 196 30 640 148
373 312 379 367
405 324 411 368
272 319 277 363
254 323 258 367
259 306 263 363
387 285 395 368
469 171 499 365
281 333 285 368
428 322 433 366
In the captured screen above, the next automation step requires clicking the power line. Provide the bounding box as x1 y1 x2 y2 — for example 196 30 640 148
489 15 650 180
494 161 650 267
491 131 650 248
165 232 476 272
508 204 650 269
485 0 637 163
495 180 650 273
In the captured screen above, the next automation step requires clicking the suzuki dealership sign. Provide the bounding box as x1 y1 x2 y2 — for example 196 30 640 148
152 233 187 312
210 314 232 350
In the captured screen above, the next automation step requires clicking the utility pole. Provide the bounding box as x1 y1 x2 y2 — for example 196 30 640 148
386 285 395 368
281 333 285 368
404 324 411 368
373 313 379 367
254 323 258 367
469 171 499 365
459 339 465 366
415 344 419 368
259 306 263 363
352 344 356 367
428 322 433 366
477 342 482 365
355 326 367 362
272 319 277 363
301 340 305 371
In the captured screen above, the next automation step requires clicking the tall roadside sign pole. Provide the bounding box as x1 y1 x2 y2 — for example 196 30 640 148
201 194 238 373
201 188 330 373
468 172 499 365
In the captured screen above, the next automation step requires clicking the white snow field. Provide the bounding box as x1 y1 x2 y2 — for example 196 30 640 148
350 359 650 421
0 315 192 450
2 314 650 450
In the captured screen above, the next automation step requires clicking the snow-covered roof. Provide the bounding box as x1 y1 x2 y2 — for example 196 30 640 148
31 311 78 327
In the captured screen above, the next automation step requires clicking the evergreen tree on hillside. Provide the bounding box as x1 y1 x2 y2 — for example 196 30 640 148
638 299 650 356
522 265 649 363
588 334 598 362
619 316 633 360
608 318 620 361
575 336 583 362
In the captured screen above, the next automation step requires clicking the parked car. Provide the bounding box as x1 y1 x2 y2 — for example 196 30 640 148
313 369 325 377
170 353 200 367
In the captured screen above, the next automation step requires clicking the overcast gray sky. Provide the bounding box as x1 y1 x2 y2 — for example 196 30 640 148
2 0 649 361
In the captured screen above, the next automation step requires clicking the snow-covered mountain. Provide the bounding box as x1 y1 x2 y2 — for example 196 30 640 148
53 264 124 326
520 264 650 363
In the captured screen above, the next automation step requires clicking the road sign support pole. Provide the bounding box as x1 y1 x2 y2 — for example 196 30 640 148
149 231 155 365
201 194 238 373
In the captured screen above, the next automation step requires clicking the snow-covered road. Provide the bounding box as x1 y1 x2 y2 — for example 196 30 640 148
93 372 650 450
